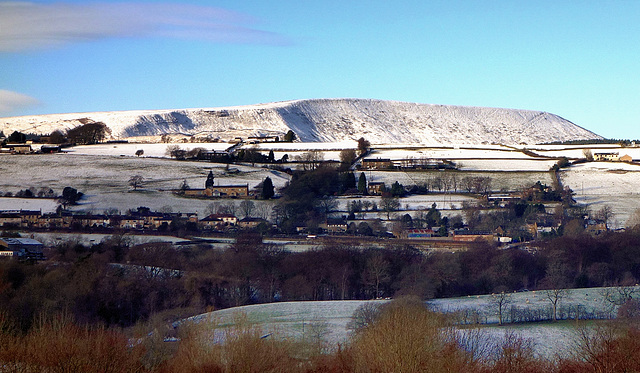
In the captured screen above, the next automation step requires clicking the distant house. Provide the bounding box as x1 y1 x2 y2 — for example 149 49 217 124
73 214 110 228
200 214 238 230
367 182 386 195
405 228 435 239
361 158 392 170
119 216 145 229
585 220 608 235
184 185 249 198
247 135 279 143
0 237 45 260
594 152 620 162
238 217 268 229
321 218 348 233
452 229 495 242
3 143 33 154
0 212 22 227
620 154 633 162
19 210 41 227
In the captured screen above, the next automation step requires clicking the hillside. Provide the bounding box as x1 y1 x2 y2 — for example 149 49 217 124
0 98 602 145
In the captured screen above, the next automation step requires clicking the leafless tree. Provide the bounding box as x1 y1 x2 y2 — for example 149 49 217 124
128 175 144 190
239 200 255 218
489 291 512 325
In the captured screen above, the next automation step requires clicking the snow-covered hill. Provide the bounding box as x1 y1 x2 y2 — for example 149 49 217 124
0 98 602 145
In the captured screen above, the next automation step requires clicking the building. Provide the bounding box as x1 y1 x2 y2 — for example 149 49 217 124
405 228 436 238
238 217 268 229
367 182 386 195
361 158 392 170
594 152 620 162
0 212 22 227
321 218 348 233
3 143 33 154
620 154 633 162
19 210 41 227
200 214 238 230
452 229 495 242
0 237 45 260
74 215 110 228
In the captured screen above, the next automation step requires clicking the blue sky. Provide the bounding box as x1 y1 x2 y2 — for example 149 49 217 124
1 1 639 139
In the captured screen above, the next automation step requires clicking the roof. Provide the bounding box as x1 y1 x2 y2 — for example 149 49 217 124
0 237 44 246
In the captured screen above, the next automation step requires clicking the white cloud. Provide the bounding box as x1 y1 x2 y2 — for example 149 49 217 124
0 89 39 115
0 2 290 52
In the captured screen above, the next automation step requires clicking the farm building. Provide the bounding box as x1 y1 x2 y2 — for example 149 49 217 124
593 152 619 161
361 158 392 170
452 229 495 242
367 182 386 195
0 237 45 259
184 185 249 198
200 214 238 230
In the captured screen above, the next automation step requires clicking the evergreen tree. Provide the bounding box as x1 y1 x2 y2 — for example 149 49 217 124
284 130 296 142
262 176 274 199
358 172 367 194
205 171 214 189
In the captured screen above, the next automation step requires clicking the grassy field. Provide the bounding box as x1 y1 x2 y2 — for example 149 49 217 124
181 287 630 358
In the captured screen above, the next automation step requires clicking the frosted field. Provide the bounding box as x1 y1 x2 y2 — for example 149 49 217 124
560 162 640 227
0 154 287 216
334 195 477 213
527 145 640 160
181 286 629 358
372 147 538 160
456 159 558 171
28 232 190 246
364 170 554 191
66 142 232 158
253 141 358 151
0 197 58 213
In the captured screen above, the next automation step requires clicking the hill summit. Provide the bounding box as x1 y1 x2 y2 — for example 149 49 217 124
1 98 601 144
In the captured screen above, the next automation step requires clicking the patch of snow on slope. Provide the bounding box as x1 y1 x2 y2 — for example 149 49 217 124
0 99 602 145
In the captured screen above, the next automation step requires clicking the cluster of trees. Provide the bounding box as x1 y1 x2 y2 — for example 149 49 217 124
3 229 640 333
274 166 359 232
65 122 110 144
1 295 639 372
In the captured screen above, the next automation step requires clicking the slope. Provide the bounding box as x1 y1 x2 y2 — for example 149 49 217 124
0 98 602 145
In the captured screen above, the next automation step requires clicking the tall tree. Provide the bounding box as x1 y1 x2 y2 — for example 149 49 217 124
262 176 274 199
358 173 367 194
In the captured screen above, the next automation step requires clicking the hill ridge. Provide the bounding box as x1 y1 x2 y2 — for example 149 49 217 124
0 98 602 145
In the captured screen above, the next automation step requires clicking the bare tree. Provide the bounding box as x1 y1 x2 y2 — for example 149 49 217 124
595 205 614 229
380 195 400 220
128 175 144 190
364 252 390 299
239 200 255 218
489 291 512 325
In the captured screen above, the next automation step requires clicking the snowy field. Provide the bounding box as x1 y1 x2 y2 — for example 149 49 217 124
0 154 287 216
180 286 630 358
27 232 190 247
527 145 640 160
372 147 539 161
560 162 640 227
0 197 59 213
364 170 554 191
66 142 232 158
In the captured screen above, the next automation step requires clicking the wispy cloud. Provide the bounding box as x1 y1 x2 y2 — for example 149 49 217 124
0 2 290 52
0 89 39 115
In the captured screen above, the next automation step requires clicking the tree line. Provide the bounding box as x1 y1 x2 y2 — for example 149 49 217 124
3 228 640 332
